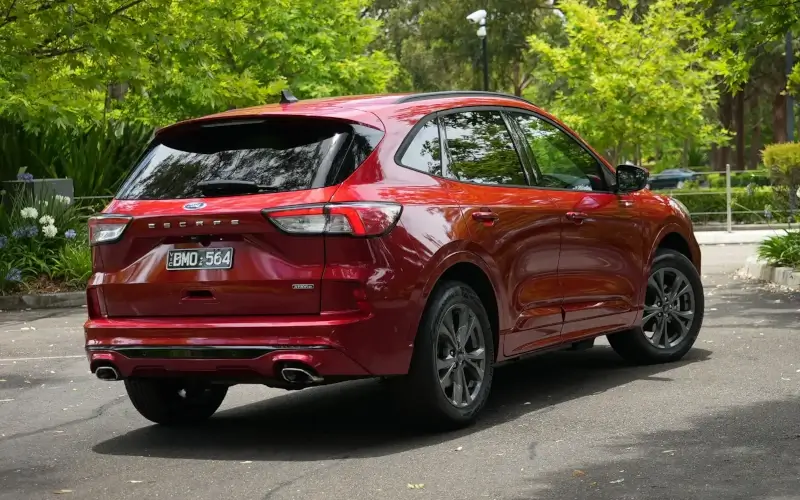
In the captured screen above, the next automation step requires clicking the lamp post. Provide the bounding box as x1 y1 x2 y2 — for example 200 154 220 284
787 30 795 142
467 9 489 91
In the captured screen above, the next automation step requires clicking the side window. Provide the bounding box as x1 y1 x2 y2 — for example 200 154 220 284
441 111 528 186
399 119 442 176
512 113 606 191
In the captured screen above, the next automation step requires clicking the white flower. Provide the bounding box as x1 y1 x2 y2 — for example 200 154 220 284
55 195 72 205
20 207 38 219
42 201 49 207
42 224 58 238
39 215 55 225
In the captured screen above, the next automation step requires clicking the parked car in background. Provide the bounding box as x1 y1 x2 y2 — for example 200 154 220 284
646 168 701 190
84 90 704 429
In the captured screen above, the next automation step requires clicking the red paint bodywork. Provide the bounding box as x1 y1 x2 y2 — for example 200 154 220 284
84 93 701 381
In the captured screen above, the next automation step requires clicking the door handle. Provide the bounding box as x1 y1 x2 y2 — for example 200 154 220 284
472 210 500 225
566 211 590 224
619 199 634 208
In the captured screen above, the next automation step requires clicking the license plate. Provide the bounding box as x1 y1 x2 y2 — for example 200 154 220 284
167 248 234 270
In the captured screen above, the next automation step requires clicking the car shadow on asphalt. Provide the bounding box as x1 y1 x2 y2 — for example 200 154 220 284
508 396 800 500
92 346 712 462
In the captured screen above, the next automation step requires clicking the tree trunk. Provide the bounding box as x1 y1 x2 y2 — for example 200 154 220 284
773 91 788 143
734 91 745 171
719 91 733 171
749 91 762 169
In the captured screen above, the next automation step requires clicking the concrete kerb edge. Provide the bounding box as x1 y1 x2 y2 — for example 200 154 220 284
0 291 86 311
740 256 800 289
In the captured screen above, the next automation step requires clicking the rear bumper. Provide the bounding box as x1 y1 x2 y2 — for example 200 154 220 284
84 311 409 380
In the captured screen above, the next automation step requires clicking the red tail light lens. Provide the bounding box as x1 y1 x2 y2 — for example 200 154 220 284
264 203 402 237
88 214 133 245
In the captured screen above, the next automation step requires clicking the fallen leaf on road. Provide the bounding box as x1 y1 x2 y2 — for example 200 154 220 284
609 479 624 484
523 402 531 405
240 461 253 464
53 490 73 494
572 470 586 477
129 480 143 484
0 399 14 403
407 484 425 489
662 450 676 454
455 446 463 451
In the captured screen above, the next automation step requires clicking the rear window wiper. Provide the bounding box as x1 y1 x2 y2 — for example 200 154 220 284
195 180 281 196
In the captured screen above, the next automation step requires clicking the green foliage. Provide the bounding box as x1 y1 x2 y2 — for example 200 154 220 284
366 0 563 94
525 0 727 165
763 143 800 187
670 186 791 224
0 182 88 294
51 239 93 286
0 0 397 128
0 120 151 195
758 230 800 269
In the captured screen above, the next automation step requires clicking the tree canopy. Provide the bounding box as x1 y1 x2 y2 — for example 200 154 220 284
0 0 397 127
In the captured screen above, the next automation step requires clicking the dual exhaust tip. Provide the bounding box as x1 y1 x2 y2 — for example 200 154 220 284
94 364 323 385
280 366 324 385
95 366 120 381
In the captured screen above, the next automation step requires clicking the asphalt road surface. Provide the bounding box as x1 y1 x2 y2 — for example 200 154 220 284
1 244 798 500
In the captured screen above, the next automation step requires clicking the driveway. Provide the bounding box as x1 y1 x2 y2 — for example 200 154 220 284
1 244 798 500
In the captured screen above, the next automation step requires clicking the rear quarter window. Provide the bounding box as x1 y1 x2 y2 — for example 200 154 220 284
116 117 383 200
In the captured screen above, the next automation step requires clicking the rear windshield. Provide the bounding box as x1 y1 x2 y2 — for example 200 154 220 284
116 117 383 200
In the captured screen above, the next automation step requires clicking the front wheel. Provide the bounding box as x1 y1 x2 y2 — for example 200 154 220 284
608 248 704 364
404 281 495 429
124 378 228 426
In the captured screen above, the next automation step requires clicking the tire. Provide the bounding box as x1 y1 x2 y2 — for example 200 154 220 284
608 248 704 365
124 378 228 426
404 281 495 429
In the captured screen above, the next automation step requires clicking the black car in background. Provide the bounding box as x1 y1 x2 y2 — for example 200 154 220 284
646 168 701 190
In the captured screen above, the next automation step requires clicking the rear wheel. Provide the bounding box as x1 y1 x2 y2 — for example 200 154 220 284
404 281 495 429
124 378 228 426
608 248 704 364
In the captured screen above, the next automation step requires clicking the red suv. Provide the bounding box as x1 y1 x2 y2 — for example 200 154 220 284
85 91 703 428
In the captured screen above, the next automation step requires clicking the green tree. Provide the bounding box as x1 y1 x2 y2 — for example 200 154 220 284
526 0 727 165
0 0 397 127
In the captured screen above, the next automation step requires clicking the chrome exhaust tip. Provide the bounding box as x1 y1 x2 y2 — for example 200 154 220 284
95 366 120 381
280 366 324 385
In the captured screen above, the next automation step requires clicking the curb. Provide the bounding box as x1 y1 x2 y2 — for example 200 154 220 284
0 291 86 311
740 256 800 289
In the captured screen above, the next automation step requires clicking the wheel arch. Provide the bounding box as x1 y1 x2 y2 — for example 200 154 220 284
417 252 504 362
650 224 701 273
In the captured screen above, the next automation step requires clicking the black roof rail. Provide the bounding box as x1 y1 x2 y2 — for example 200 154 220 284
395 90 532 105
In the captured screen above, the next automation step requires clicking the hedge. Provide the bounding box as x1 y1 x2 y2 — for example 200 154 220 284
670 187 791 224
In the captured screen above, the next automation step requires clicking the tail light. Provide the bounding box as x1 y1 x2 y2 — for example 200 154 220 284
263 203 402 237
88 214 133 245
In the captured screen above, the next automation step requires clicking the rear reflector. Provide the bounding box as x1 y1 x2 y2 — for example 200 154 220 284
88 214 133 245
264 203 402 237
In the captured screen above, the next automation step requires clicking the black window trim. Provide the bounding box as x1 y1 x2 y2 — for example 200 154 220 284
393 104 619 193
394 112 444 175
503 108 618 194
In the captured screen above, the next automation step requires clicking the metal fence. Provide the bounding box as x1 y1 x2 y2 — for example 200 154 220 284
643 164 793 231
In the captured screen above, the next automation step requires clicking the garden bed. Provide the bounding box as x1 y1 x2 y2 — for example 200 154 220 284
1 171 91 297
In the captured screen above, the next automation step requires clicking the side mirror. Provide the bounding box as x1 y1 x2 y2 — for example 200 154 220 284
615 164 649 193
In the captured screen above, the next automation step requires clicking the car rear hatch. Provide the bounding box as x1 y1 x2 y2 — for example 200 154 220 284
91 115 383 317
